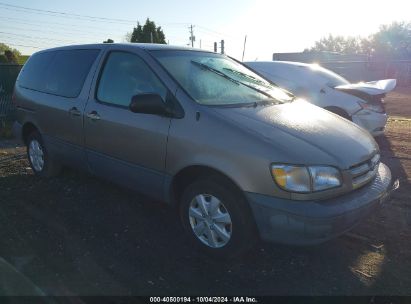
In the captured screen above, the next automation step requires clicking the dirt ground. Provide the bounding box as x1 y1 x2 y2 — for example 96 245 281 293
384 87 411 118
0 89 409 297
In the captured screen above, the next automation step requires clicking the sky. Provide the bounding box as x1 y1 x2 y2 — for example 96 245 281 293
0 0 410 61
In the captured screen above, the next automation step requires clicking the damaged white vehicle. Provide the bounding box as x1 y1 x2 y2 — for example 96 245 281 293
244 61 396 136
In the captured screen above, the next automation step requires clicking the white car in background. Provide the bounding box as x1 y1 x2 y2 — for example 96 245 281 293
244 61 396 136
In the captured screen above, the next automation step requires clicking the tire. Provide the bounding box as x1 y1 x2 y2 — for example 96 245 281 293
325 107 351 121
179 177 257 258
26 131 61 178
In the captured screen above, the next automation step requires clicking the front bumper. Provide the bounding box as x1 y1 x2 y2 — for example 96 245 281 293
352 110 387 136
246 163 395 245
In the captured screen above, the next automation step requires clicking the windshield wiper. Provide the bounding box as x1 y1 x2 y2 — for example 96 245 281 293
222 67 276 88
191 61 275 100
191 61 240 85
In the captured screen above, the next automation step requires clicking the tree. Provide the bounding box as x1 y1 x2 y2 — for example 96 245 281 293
4 50 18 63
309 21 411 59
309 34 365 54
103 38 114 43
0 42 21 63
129 18 166 44
370 21 411 59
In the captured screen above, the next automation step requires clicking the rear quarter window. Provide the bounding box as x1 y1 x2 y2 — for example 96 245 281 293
19 49 100 98
18 51 55 93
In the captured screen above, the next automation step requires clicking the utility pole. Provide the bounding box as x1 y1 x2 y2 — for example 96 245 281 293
220 39 224 54
150 32 153 43
199 39 202 49
189 24 195 47
214 42 217 52
242 35 247 61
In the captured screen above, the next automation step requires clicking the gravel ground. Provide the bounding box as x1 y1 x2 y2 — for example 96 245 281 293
0 114 410 296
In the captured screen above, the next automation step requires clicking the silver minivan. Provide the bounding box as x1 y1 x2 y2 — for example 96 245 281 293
13 44 395 257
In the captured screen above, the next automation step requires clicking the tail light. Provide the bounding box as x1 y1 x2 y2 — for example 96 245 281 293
357 101 385 113
338 89 387 113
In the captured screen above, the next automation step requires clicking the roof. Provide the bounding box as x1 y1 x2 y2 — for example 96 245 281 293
34 43 209 54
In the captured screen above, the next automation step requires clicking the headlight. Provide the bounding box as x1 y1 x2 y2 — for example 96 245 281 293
308 166 342 191
271 165 311 192
271 164 342 193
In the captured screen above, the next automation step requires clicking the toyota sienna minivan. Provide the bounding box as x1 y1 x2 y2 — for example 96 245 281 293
13 44 395 257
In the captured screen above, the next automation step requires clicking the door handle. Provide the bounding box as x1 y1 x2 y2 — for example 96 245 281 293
86 111 101 121
68 107 81 117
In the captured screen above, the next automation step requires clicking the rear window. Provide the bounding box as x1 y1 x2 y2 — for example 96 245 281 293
19 49 100 98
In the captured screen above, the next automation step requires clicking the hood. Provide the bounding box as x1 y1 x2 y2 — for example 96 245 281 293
335 79 396 96
210 100 378 169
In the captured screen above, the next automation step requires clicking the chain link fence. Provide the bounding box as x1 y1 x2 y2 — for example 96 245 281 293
273 53 411 85
0 64 22 137
0 64 22 127
320 60 411 85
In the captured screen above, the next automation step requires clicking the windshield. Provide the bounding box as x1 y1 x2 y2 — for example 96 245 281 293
151 50 294 106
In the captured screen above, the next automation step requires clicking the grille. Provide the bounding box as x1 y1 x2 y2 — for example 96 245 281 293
350 154 380 189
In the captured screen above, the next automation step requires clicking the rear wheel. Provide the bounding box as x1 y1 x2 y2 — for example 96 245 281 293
325 107 351 121
179 178 257 258
26 131 61 177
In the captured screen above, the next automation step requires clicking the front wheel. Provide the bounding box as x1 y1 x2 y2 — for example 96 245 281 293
27 131 61 177
180 178 257 258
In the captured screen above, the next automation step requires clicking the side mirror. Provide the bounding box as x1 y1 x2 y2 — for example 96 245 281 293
129 93 170 116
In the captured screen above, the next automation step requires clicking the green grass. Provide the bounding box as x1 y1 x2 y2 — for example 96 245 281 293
17 55 29 65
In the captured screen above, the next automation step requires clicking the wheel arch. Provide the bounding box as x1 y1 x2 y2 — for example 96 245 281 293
172 164 260 253
324 106 352 121
169 165 247 207
22 122 39 144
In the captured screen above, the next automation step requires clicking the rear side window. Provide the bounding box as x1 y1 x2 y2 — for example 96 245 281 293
19 49 100 98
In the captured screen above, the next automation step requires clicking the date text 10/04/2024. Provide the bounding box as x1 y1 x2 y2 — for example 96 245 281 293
149 297 258 303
